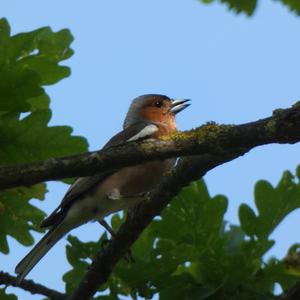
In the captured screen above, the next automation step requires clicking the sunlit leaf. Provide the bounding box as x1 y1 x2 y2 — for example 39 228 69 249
0 185 46 253
239 171 300 240
0 19 88 254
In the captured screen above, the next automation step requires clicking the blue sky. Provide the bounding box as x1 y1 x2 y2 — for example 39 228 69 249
1 0 300 298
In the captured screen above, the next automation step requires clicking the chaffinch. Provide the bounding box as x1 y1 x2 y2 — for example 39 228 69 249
15 94 190 282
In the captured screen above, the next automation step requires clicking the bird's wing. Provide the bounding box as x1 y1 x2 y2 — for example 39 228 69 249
62 121 158 203
102 121 158 148
40 121 158 227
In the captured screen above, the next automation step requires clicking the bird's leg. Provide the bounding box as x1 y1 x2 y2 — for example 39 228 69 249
101 190 152 262
99 219 116 237
98 219 134 263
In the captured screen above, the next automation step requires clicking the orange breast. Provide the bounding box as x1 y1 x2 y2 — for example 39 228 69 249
140 107 177 138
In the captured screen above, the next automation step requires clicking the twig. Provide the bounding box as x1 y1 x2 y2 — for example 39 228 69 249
0 271 66 300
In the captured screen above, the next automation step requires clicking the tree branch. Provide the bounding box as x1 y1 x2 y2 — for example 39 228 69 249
68 102 300 300
68 150 253 300
1 102 300 190
281 281 300 300
0 271 65 300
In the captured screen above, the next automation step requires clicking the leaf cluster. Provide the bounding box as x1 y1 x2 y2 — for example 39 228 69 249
64 170 300 300
0 287 17 300
0 18 88 255
200 0 300 16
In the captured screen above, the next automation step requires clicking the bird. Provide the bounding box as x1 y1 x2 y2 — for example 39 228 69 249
15 94 190 282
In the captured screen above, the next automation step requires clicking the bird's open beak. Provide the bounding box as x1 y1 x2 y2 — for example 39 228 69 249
169 99 191 114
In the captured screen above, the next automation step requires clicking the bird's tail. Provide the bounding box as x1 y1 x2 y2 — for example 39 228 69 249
15 222 67 283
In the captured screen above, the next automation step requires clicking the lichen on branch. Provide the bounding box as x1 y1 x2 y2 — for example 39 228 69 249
1 101 300 191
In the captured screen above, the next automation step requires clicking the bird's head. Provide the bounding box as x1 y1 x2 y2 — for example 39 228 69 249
124 94 190 129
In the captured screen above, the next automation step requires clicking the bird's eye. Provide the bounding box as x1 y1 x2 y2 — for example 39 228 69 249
154 101 163 108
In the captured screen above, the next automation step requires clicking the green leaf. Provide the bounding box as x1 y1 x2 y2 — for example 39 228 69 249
0 19 10 40
63 235 106 294
254 171 300 239
296 164 300 181
287 243 300 255
0 19 88 254
0 185 46 253
13 28 73 85
159 274 218 300
0 67 43 112
223 225 245 253
0 18 74 113
0 287 17 300
0 19 10 65
239 204 257 237
239 170 300 242
37 28 74 62
153 181 228 247
221 0 257 16
280 0 300 15
0 110 88 165
200 0 214 4
18 56 70 85
198 0 300 16
27 94 50 111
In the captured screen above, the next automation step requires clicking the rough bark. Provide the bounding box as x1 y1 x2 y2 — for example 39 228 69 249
0 102 300 191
